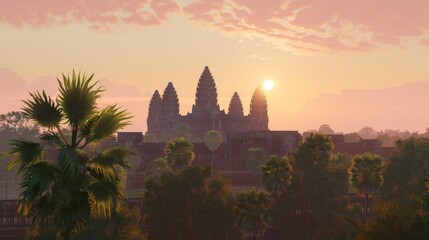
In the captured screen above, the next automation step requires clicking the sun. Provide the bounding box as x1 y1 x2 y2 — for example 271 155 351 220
263 79 274 91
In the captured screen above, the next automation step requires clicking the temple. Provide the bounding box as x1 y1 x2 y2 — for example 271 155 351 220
147 66 269 139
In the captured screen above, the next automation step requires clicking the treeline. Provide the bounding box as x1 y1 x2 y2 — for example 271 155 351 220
141 134 429 240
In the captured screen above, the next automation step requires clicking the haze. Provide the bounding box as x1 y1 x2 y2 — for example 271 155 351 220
1 0 428 133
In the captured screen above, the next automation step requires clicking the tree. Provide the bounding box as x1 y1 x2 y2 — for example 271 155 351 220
260 155 292 199
204 130 223 173
143 166 239 240
290 133 352 239
234 190 270 240
381 137 429 205
144 157 172 181
246 147 266 190
173 123 192 139
259 155 292 240
318 124 335 135
349 153 384 222
6 71 133 239
164 137 195 171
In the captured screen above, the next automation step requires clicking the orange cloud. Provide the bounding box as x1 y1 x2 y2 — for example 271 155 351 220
183 0 429 53
0 0 180 31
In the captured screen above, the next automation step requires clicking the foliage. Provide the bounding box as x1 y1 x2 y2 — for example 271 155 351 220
259 155 292 198
6 71 132 239
381 137 429 205
143 166 240 240
349 153 384 194
144 157 172 181
173 123 192 139
288 133 353 239
204 130 223 152
234 190 270 240
163 137 195 171
246 147 266 173
356 201 413 240
25 204 146 240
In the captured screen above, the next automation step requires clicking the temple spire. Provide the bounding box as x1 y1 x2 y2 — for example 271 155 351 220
228 92 244 117
192 66 220 114
249 86 268 129
147 90 162 131
161 82 180 118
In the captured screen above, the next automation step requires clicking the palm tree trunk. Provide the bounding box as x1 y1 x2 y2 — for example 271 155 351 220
364 192 369 222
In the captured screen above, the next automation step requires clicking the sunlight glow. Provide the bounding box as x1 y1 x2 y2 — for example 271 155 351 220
263 79 274 91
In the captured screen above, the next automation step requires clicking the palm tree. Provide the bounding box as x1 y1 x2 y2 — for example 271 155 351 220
260 155 292 199
164 137 195 171
204 130 223 174
348 153 384 222
7 71 133 239
234 190 270 240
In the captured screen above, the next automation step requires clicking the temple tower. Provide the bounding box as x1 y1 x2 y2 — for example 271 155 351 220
228 92 244 117
192 66 220 114
147 90 162 131
160 82 180 130
249 86 269 129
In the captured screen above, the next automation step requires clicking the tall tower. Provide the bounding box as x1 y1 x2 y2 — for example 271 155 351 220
192 66 220 114
147 90 162 132
249 86 269 130
228 92 244 117
160 82 180 130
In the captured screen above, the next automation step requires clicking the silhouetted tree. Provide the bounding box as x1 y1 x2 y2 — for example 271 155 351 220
204 130 223 173
164 137 195 171
7 71 132 239
349 153 384 222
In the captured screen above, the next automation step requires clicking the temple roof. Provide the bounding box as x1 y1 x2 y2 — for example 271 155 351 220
192 66 220 114
161 82 180 118
228 92 244 117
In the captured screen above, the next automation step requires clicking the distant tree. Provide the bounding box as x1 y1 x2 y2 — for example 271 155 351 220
318 124 335 135
143 134 157 143
260 155 292 199
246 147 266 190
358 126 377 139
164 137 195 171
246 147 266 174
349 153 384 222
144 157 172 181
290 133 352 239
204 130 223 173
144 166 239 240
234 190 270 240
6 71 133 239
356 201 413 240
381 137 429 205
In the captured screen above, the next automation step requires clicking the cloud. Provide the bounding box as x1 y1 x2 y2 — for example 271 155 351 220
0 0 180 31
183 0 429 53
287 80 429 132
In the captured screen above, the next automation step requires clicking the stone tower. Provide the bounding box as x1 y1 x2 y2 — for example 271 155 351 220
192 66 220 114
228 92 244 117
147 90 162 131
249 86 269 130
160 82 180 130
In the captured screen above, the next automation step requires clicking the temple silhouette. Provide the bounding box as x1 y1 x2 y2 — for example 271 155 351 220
147 66 269 139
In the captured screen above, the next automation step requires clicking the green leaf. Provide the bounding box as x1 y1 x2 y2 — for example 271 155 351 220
57 70 104 127
6 140 44 172
86 105 131 144
21 90 62 129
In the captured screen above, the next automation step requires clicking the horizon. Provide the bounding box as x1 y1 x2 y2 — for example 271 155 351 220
1 1 428 134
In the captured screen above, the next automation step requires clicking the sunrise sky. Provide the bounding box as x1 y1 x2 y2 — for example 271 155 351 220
1 0 429 133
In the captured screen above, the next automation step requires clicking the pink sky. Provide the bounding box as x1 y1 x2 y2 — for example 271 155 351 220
0 0 428 133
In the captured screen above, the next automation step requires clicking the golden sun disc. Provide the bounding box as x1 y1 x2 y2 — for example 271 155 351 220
263 79 274 90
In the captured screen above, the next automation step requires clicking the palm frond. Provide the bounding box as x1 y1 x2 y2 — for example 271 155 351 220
86 105 132 144
6 140 44 172
41 131 64 145
91 146 133 180
19 161 58 205
57 70 104 127
88 180 123 217
21 90 62 129
57 146 90 177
